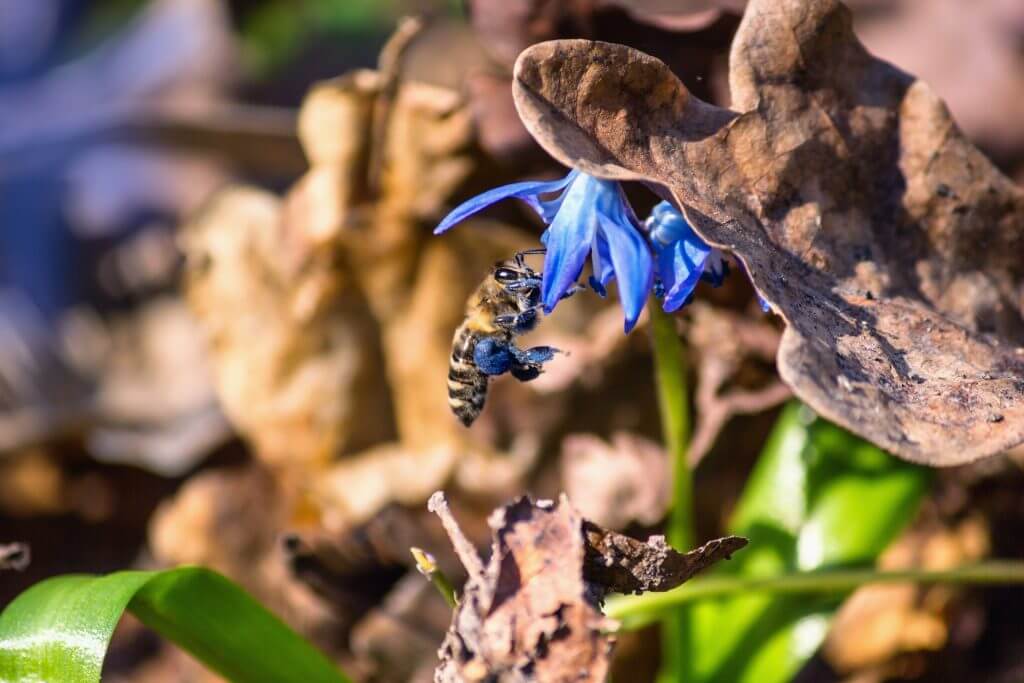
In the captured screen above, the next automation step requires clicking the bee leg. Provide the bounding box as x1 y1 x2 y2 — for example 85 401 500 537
510 363 541 382
526 278 583 299
559 283 585 299
495 308 538 334
472 336 514 376
511 345 558 365
504 275 543 293
508 344 560 382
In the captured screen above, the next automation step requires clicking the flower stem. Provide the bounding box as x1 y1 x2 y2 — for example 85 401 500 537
648 303 694 682
410 547 457 609
607 561 1024 631
649 304 694 550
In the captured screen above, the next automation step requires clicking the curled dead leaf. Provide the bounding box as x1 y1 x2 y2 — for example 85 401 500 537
511 0 1024 465
582 524 746 595
431 491 613 683
429 492 745 681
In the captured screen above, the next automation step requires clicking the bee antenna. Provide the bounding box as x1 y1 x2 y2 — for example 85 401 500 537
514 248 546 267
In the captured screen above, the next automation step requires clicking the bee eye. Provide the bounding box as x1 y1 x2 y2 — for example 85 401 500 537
494 268 517 283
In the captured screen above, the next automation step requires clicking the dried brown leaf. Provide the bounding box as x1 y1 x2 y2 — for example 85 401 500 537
430 492 745 681
180 186 393 467
511 0 1024 464
181 42 582 529
582 525 746 595
149 465 345 648
432 492 613 683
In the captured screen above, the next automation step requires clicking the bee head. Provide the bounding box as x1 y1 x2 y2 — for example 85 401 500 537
492 262 535 285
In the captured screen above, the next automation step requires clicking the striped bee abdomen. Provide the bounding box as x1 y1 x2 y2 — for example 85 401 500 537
448 326 489 426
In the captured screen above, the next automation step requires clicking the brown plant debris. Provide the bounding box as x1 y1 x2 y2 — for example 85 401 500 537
511 0 1024 465
0 543 30 572
429 492 746 681
148 465 346 650
824 514 990 676
687 303 791 465
582 525 746 595
281 502 460 621
559 432 670 530
350 572 455 683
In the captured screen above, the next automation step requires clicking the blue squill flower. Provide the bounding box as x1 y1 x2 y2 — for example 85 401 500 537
645 201 773 313
435 169 653 332
645 201 729 312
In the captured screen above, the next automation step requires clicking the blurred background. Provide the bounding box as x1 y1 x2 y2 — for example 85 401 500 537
1 1 1024 681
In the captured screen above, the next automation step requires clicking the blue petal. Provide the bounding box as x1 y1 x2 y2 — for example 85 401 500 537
599 213 653 332
540 208 598 315
650 200 675 222
541 194 597 313
657 236 711 313
528 169 581 222
434 172 576 234
589 231 614 294
646 200 691 246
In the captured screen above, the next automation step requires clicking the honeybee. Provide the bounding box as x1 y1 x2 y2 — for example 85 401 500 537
448 250 575 426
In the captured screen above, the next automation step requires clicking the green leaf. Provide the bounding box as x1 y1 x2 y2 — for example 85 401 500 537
685 403 931 683
0 567 350 683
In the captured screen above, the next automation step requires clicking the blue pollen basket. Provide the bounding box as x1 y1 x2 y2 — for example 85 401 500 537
473 337 557 381
473 337 515 376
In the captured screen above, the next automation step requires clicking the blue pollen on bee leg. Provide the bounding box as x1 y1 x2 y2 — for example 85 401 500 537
514 346 557 365
473 337 514 376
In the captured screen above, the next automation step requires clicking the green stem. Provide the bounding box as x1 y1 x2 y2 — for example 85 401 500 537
410 547 457 609
649 303 693 683
649 304 694 551
607 561 1024 631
